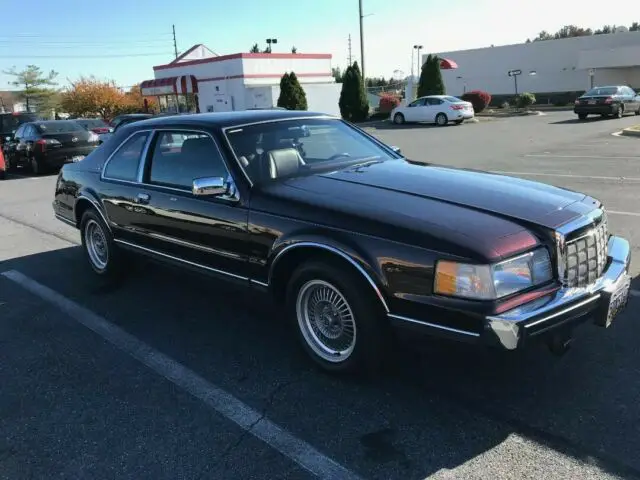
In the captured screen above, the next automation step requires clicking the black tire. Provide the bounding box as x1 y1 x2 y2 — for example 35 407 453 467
435 113 448 126
578 113 587 120
635 108 640 116
285 261 389 375
80 209 125 285
454 119 464 125
615 106 624 118
29 155 43 176
393 113 405 125
0 169 5 180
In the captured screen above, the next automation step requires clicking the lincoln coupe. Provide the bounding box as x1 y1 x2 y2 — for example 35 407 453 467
53 110 632 373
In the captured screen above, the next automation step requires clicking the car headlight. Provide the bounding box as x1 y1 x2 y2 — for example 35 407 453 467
434 248 553 300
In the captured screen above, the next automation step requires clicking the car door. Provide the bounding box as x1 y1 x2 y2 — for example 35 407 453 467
404 97 428 121
424 97 443 122
132 129 250 281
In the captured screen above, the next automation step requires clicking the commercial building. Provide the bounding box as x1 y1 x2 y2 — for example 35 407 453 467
428 31 640 98
140 44 340 115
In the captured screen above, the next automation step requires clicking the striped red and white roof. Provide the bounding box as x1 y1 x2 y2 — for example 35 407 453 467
140 75 199 96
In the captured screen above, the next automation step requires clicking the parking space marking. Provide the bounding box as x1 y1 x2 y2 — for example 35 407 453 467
0 269 361 480
608 210 640 218
492 171 640 182
525 154 640 160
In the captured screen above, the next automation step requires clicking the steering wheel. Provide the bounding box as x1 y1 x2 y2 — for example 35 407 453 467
327 153 351 161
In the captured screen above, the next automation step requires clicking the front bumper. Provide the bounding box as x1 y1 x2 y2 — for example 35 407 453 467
486 235 631 350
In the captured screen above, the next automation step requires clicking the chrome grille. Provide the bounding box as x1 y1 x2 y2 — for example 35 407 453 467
560 218 608 288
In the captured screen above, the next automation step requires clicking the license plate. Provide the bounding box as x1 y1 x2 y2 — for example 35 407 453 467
588 100 597 105
71 155 85 163
604 276 631 327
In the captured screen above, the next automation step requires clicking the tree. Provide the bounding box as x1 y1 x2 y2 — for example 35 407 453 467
250 43 260 53
3 65 59 114
631 22 640 31
338 61 369 122
417 54 445 97
125 84 157 114
276 72 307 110
331 67 343 83
61 76 136 120
291 46 297 54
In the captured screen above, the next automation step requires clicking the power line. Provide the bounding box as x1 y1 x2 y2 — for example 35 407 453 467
5 32 172 39
0 52 174 59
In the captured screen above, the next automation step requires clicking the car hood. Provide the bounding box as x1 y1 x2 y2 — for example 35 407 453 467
304 159 598 229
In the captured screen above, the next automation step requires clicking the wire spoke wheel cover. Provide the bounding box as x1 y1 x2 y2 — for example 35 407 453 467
84 219 109 271
296 279 357 363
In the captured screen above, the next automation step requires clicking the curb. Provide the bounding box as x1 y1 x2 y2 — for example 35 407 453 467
620 126 640 138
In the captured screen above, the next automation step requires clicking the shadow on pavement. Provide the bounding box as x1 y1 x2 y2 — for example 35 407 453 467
1 246 639 480
549 116 612 125
365 122 466 131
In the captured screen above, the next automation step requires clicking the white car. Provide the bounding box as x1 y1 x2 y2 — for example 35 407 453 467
390 95 474 126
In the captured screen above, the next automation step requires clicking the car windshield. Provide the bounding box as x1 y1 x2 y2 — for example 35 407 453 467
36 121 84 133
225 118 399 184
443 96 463 102
585 87 618 96
76 119 107 129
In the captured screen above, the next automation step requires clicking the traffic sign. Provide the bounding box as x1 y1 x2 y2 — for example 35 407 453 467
508 69 522 76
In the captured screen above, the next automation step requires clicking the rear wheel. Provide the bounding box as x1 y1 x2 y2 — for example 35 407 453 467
578 113 588 120
286 261 388 374
615 106 624 118
393 113 405 125
435 113 448 126
80 209 125 286
30 155 43 175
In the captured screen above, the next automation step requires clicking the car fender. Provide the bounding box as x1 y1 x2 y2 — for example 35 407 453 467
267 233 390 313
74 188 112 232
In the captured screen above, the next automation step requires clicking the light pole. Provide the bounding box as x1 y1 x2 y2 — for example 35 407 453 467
456 76 466 94
265 38 278 53
413 45 423 78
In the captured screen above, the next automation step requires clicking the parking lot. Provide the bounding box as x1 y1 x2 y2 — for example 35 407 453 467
1 110 640 479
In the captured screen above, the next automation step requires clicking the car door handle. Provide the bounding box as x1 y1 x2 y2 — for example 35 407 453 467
136 193 150 204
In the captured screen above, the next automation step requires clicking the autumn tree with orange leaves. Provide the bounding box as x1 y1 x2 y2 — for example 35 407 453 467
61 77 154 121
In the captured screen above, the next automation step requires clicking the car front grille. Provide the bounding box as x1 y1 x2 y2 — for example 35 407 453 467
559 216 608 288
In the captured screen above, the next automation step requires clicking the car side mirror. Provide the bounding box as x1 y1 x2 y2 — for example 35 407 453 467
193 176 229 196
390 145 401 154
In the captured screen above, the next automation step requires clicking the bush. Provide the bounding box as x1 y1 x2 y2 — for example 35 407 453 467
517 92 536 109
417 54 446 97
500 101 510 109
338 61 369 122
461 90 492 113
277 72 307 110
378 93 400 113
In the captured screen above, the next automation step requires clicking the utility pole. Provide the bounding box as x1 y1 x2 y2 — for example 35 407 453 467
172 24 178 59
359 0 365 87
348 34 352 65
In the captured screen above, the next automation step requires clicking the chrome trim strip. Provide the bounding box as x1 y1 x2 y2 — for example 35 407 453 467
113 239 249 281
388 313 481 337
54 213 77 227
269 242 390 313
136 131 156 183
101 129 153 182
76 194 112 233
523 295 601 329
250 279 269 288
556 208 604 236
143 231 243 260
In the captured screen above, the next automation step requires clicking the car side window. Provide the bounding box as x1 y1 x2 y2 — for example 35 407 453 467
409 98 426 107
426 98 443 106
146 131 229 190
103 131 149 182
14 125 25 139
23 125 35 138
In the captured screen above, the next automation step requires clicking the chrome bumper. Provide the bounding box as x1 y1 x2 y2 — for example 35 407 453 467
486 236 632 350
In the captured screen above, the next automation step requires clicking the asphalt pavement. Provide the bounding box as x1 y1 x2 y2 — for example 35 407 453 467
1 110 639 479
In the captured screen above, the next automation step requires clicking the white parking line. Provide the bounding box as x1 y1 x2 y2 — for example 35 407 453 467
492 171 640 182
608 210 640 218
525 154 640 160
0 269 361 480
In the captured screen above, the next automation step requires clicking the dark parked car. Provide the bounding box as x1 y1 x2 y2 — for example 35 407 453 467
5 120 100 175
110 113 153 132
74 118 111 144
1 112 37 147
574 85 640 120
52 111 632 373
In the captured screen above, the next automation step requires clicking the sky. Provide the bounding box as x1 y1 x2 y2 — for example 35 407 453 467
1 0 638 91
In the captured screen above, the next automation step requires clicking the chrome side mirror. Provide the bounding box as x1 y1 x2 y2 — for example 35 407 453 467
390 145 402 154
193 177 229 196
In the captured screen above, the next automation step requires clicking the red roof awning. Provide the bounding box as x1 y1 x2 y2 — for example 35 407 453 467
140 75 199 96
439 58 458 69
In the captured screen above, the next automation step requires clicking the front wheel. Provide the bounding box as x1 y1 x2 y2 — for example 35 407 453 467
80 209 125 285
578 113 588 120
286 261 388 374
435 113 448 126
454 119 464 125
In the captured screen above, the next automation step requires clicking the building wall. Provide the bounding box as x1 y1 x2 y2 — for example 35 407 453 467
430 32 640 95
